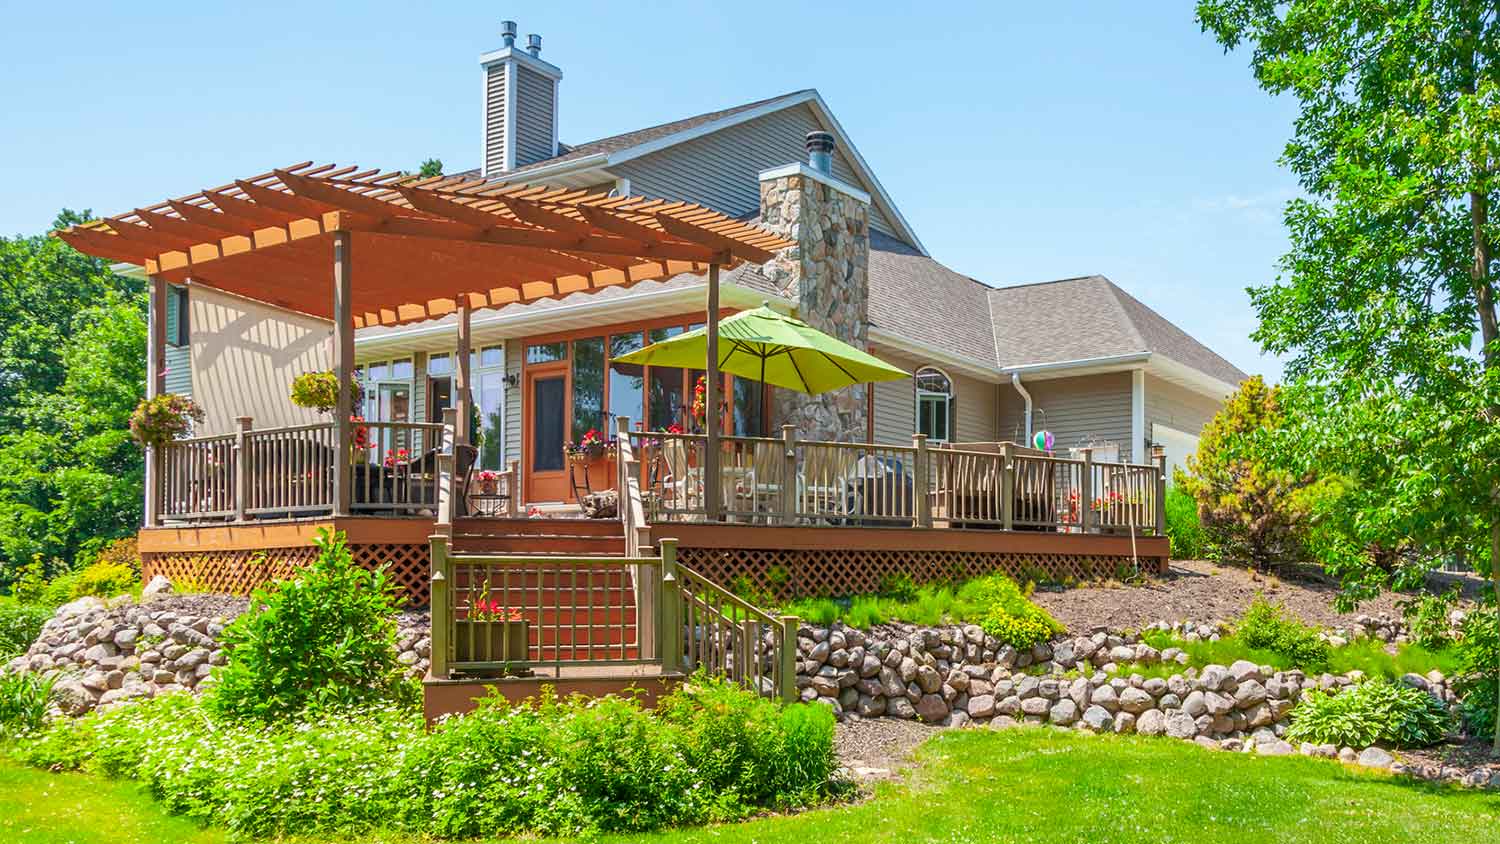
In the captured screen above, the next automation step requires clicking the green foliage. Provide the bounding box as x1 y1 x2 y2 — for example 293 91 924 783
417 158 443 178
958 576 1062 650
1136 625 1457 682
19 677 834 840
288 371 364 414
127 394 203 448
1164 484 1205 559
1178 377 1316 570
1400 586 1461 650
1454 608 1500 737
781 573 1059 647
878 571 919 602
206 528 406 722
0 671 53 737
0 598 50 658
68 560 137 600
1236 596 1330 671
1286 680 1452 749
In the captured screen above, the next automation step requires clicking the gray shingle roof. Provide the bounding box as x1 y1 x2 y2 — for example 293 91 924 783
506 90 815 176
867 230 997 365
987 276 1247 386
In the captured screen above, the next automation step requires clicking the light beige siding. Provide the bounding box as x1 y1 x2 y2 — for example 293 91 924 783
610 104 902 240
484 63 507 175
188 285 332 435
998 372 1133 459
1144 374 1222 441
514 65 555 167
504 349 522 482
870 346 999 444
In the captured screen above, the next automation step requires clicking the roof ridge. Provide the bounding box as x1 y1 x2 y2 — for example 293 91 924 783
1098 279 1149 351
986 274 1109 294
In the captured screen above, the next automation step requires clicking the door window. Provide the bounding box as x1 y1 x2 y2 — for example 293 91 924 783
532 375 566 473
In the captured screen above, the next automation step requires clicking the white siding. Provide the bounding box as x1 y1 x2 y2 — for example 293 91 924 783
998 372 1134 459
514 65 555 167
610 104 902 240
870 346 999 445
188 285 333 435
1144 374 1222 442
483 63 507 176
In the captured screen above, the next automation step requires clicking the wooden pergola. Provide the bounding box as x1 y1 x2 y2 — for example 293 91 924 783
57 161 793 519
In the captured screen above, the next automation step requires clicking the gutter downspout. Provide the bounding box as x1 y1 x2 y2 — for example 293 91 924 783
1010 372 1033 442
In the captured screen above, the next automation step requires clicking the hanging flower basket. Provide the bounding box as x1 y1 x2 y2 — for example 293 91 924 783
129 394 205 449
290 371 365 414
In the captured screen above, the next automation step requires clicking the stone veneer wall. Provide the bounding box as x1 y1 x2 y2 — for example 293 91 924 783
758 170 871 442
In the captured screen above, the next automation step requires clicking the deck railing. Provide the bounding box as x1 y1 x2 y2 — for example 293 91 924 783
626 428 1166 536
151 417 446 523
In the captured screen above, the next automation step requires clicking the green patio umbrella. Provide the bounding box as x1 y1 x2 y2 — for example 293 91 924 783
612 304 909 395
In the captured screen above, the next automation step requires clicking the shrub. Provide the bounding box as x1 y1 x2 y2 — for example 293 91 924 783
878 571 920 602
1400 586 1461 650
206 527 406 722
1164 485 1205 559
0 671 53 737
959 575 1062 650
69 560 137 599
1236 596 1330 670
1286 680 1452 748
0 598 50 658
1454 607 1500 738
79 536 140 574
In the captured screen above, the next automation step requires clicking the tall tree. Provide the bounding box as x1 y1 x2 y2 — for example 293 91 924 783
1197 0 1499 743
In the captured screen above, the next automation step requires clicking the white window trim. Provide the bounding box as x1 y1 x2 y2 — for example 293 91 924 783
914 366 955 443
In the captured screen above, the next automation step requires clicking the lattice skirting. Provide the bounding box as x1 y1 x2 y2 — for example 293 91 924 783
140 543 431 606
673 546 1167 601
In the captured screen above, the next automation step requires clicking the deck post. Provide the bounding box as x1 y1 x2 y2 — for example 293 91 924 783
1000 442 1015 531
234 416 252 522
1079 447 1095 534
912 434 932 528
144 275 168 527
332 231 354 517
505 459 520 517
658 538 681 675
1152 445 1168 537
703 263 723 522
780 425 798 526
454 296 472 446
779 615 799 703
429 533 450 680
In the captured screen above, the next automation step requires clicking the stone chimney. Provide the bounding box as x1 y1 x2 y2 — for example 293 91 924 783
481 21 563 177
758 132 872 442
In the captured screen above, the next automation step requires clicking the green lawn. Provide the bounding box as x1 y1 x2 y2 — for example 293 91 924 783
6 728 1500 844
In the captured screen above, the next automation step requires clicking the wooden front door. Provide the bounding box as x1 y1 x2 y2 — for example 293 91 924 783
524 364 570 502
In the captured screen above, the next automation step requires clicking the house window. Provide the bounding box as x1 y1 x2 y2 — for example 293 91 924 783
166 286 189 347
572 336 606 441
915 367 953 443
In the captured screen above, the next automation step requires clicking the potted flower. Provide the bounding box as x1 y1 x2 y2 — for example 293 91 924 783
129 394 205 448
350 415 372 464
690 375 727 432
454 595 529 665
290 371 364 414
475 469 501 495
564 428 615 463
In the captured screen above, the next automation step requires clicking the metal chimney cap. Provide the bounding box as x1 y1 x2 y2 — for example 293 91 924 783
501 20 518 47
805 131 835 154
526 33 542 56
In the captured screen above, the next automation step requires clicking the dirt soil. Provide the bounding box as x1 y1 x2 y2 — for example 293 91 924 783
1030 558 1478 633
834 718 940 782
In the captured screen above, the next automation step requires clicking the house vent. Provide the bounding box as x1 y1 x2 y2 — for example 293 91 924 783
481 23 563 177
806 131 835 175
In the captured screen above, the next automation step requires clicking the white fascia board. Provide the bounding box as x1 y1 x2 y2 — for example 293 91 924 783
498 152 609 183
479 46 563 81
804 92 928 256
1144 354 1240 399
757 163 871 204
999 352 1153 378
867 327 1000 381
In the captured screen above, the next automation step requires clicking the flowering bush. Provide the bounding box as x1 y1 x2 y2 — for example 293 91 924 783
349 415 371 452
19 676 835 839
382 447 411 469
469 596 523 623
289 371 364 414
128 394 203 448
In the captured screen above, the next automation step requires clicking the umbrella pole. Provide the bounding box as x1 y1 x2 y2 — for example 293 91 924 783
704 263 723 521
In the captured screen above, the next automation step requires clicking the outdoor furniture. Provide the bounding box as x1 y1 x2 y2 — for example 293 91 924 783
800 446 858 522
841 454 912 526
931 442 1005 529
451 444 478 517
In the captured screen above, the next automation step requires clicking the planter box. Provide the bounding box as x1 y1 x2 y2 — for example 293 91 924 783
454 619 530 664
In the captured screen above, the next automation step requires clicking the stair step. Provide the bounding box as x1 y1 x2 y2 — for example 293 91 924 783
454 517 623 538
453 536 625 555
455 608 638 626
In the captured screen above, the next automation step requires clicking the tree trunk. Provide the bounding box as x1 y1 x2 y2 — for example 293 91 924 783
1470 186 1500 752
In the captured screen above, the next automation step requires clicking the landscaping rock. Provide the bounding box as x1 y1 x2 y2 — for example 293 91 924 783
1358 747 1395 769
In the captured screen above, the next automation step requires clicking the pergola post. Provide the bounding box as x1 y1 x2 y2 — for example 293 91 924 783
454 296 472 446
144 275 168 527
704 263 723 522
332 231 354 517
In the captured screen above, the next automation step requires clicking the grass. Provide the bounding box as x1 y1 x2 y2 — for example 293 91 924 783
6 727 1500 844
1131 630 1461 681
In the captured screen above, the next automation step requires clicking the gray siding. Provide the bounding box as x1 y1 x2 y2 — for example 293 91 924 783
610 104 901 239
1144 374 1222 441
998 372 1133 459
504 348 522 481
164 346 192 397
484 63 507 176
515 65 555 167
411 352 428 425
871 346 999 445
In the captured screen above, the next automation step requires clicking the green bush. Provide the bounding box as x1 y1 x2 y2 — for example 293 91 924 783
0 671 53 737
20 677 835 840
959 575 1062 650
0 598 50 658
1454 607 1500 737
69 560 137 599
1236 596 1330 670
206 527 407 722
1286 680 1452 748
1400 586 1460 650
1164 485 1205 559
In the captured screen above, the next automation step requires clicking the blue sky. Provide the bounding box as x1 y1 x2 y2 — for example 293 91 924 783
0 1 1297 379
